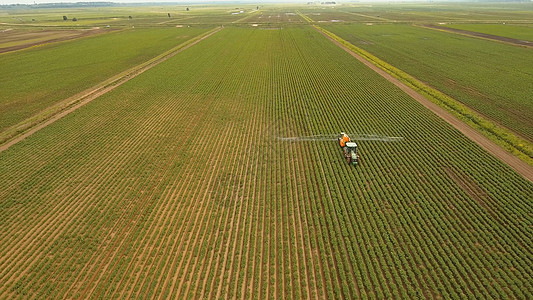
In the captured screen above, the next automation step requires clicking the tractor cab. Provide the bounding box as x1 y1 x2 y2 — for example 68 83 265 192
344 142 359 165
338 132 360 165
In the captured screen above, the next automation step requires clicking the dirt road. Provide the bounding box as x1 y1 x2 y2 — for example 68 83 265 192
317 28 533 183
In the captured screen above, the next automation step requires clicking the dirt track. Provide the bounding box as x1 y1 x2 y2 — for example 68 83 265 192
317 28 533 183
0 28 115 54
421 25 533 48
0 27 223 153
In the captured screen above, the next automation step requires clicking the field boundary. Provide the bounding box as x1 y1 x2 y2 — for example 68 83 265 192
0 26 223 153
296 10 314 23
313 25 533 182
418 24 533 49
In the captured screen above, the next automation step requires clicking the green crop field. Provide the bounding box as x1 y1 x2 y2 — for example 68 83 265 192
0 3 532 299
0 5 261 27
297 2 533 24
324 23 533 141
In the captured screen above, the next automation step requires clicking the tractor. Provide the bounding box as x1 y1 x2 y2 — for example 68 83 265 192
338 132 359 165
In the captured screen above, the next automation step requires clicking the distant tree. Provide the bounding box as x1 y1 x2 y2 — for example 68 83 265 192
186 7 189 11
63 15 67 21
129 15 132 19
72 17 77 22
168 13 171 18
257 6 259 10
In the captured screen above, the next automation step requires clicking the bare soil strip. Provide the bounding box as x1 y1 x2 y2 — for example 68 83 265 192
344 11 391 22
421 24 533 48
443 167 497 219
316 28 533 183
0 26 223 154
0 28 116 54
232 11 260 23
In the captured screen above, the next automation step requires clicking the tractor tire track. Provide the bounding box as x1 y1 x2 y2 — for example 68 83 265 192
186 99 243 299
227 105 260 299
104 94 212 299
216 85 257 299
79 101 196 298
420 24 533 48
172 121 236 298
0 114 154 297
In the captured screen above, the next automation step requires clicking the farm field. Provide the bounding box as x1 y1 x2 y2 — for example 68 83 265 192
239 9 302 25
1 24 532 299
444 23 533 42
0 28 106 51
1 3 533 299
324 23 533 141
297 2 533 23
0 6 168 26
0 26 211 132
0 5 260 27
